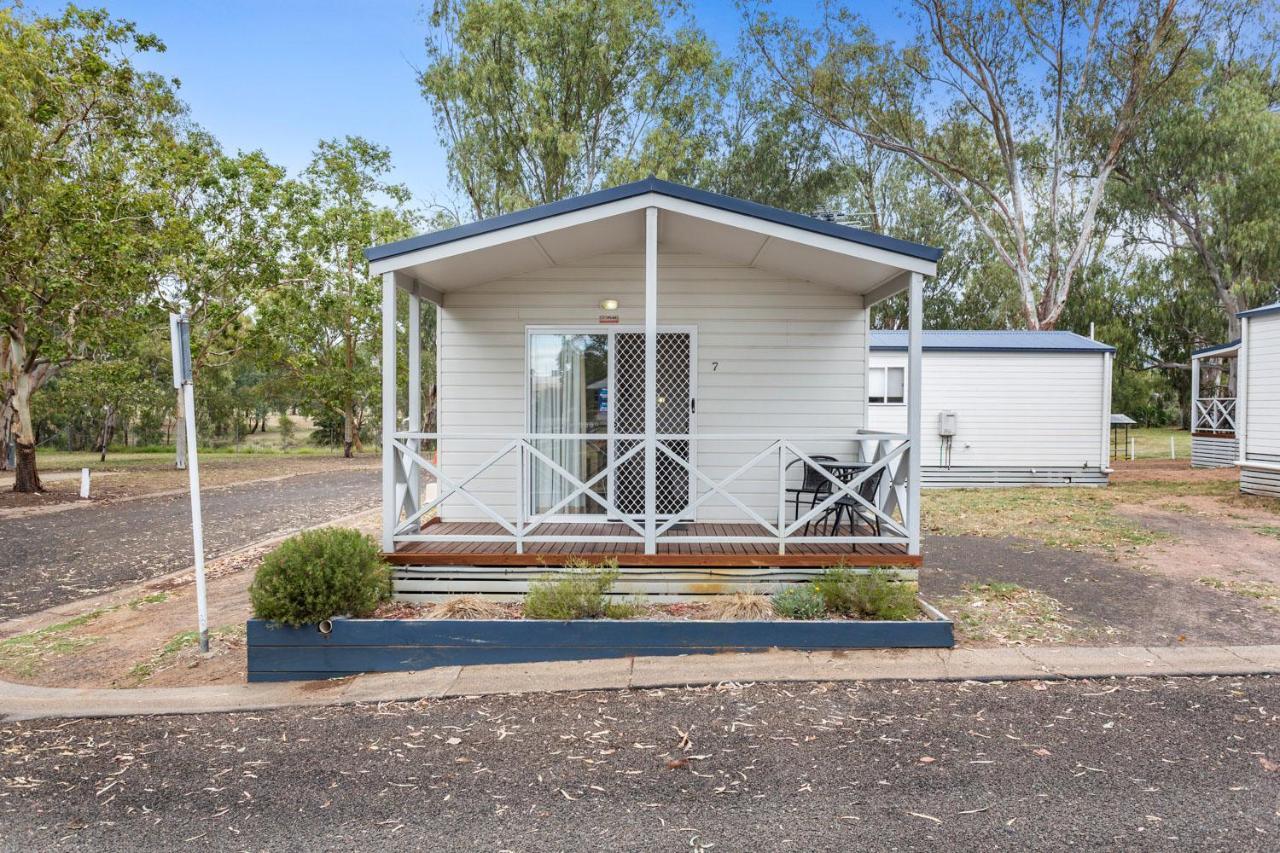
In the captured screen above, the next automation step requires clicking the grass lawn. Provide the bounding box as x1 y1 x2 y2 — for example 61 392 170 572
921 468 1252 553
1112 426 1191 461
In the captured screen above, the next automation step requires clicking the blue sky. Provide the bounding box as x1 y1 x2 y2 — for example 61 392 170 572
25 1 911 211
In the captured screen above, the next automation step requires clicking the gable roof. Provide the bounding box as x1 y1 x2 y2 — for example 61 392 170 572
1191 339 1241 358
870 330 1115 354
365 177 942 265
1238 301 1280 320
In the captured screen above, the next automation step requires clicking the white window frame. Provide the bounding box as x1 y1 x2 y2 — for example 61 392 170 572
868 364 907 406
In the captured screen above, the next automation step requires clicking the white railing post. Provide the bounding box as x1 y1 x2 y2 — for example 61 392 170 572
906 273 923 556
515 440 525 554
1191 350 1201 430
381 272 398 552
643 206 658 555
776 439 786 555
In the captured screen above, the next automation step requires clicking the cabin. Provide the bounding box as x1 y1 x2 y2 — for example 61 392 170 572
866 330 1114 487
1189 339 1240 468
364 179 939 599
1237 302 1280 497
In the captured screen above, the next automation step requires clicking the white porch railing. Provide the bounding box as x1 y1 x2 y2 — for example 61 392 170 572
388 431 914 556
1194 397 1237 434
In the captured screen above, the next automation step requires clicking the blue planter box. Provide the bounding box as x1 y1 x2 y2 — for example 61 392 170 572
246 604 954 682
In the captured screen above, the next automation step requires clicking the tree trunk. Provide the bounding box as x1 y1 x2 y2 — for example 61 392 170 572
96 406 117 462
8 336 42 493
342 404 354 458
174 389 188 470
14 441 41 492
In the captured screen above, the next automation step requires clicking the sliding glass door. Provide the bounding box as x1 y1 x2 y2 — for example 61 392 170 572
527 327 695 521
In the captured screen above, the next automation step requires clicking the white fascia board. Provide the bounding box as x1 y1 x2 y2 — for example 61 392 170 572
369 192 938 279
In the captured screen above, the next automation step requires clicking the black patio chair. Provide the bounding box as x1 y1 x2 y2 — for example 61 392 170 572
784 455 838 533
819 466 886 550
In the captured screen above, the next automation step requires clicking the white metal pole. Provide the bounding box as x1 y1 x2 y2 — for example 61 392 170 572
643 206 658 555
1170 435 1176 459
408 289 422 518
906 272 924 557
79 467 90 499
182 381 209 654
381 272 398 552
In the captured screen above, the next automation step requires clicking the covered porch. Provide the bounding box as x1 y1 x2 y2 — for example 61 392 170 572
368 180 938 586
1191 339 1240 469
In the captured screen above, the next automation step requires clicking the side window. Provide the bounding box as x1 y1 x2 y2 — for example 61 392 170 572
868 366 905 405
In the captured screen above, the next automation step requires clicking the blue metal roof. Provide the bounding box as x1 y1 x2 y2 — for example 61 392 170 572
1238 301 1280 319
364 177 943 264
1191 339 1240 358
870 330 1115 353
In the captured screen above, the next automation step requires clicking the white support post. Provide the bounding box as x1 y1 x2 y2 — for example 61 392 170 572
644 206 658 555
1101 351 1113 470
182 382 208 654
407 290 422 517
1238 317 1249 465
906 272 923 556
381 272 397 553
1190 351 1201 432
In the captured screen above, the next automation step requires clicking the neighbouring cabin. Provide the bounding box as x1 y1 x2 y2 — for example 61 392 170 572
866 331 1114 488
1239 302 1280 497
1190 339 1240 469
365 179 940 599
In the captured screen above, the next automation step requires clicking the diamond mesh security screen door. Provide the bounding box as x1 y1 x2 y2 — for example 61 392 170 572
612 332 693 518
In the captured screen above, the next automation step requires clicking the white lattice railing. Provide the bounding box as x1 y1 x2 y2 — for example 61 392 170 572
1194 398 1237 434
388 431 914 555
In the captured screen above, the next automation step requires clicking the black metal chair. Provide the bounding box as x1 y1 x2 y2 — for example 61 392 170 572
820 467 886 549
784 455 838 532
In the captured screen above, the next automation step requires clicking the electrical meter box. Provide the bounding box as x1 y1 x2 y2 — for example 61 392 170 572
937 410 958 437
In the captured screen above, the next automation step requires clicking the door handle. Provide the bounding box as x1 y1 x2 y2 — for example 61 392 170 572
690 398 696 414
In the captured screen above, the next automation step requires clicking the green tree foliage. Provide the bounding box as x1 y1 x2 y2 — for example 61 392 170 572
419 0 727 217
749 0 1203 329
1 6 182 490
257 138 416 457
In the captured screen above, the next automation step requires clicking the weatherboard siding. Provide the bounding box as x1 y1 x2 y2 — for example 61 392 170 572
437 251 867 522
867 350 1108 479
1244 312 1280 460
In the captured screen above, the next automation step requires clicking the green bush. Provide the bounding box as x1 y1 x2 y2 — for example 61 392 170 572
772 585 826 620
524 559 638 619
849 568 918 621
249 528 391 626
813 566 860 615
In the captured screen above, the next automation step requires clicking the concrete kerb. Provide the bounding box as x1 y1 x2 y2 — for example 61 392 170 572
2 644 1277 722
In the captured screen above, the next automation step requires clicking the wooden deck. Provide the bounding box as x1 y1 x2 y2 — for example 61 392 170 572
386 521 918 568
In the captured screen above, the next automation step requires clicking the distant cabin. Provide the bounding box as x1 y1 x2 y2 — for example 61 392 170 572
1238 302 1280 497
867 330 1114 488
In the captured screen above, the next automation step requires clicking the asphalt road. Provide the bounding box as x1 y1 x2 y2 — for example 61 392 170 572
0 468 379 619
1 676 1276 850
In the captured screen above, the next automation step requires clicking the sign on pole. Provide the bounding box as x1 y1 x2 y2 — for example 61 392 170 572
170 313 209 654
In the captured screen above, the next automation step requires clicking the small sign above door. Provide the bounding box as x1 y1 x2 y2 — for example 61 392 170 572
598 313 620 324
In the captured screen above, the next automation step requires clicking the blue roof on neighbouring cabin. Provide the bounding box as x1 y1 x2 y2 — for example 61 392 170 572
364 177 944 264
869 330 1115 354
1238 301 1280 319
1191 339 1241 358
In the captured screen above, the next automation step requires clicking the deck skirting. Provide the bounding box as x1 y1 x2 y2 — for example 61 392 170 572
1241 464 1280 498
920 466 1108 488
1191 434 1239 469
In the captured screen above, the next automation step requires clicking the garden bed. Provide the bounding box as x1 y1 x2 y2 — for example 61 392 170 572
245 599 954 682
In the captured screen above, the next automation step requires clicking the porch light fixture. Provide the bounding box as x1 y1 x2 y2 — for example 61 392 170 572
599 298 619 311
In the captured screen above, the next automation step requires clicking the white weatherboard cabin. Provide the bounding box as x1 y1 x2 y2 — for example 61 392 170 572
1190 338 1240 469
365 179 939 598
867 330 1114 487
1237 302 1280 497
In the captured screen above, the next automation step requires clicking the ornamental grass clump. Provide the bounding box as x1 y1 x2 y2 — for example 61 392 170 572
249 528 391 626
524 559 639 619
703 592 774 621
772 585 826 620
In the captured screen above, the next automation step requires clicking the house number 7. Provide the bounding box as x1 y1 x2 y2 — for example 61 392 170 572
711 361 719 372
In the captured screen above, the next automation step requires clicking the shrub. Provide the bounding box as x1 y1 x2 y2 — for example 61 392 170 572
772 585 826 620
524 559 638 619
249 528 391 626
813 566 860 615
850 568 918 621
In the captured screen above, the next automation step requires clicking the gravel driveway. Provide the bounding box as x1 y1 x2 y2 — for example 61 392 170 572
0 468 379 619
0 676 1275 850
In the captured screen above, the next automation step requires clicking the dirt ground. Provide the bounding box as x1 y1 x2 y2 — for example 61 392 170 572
0 452 376 515
3 459 1277 691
